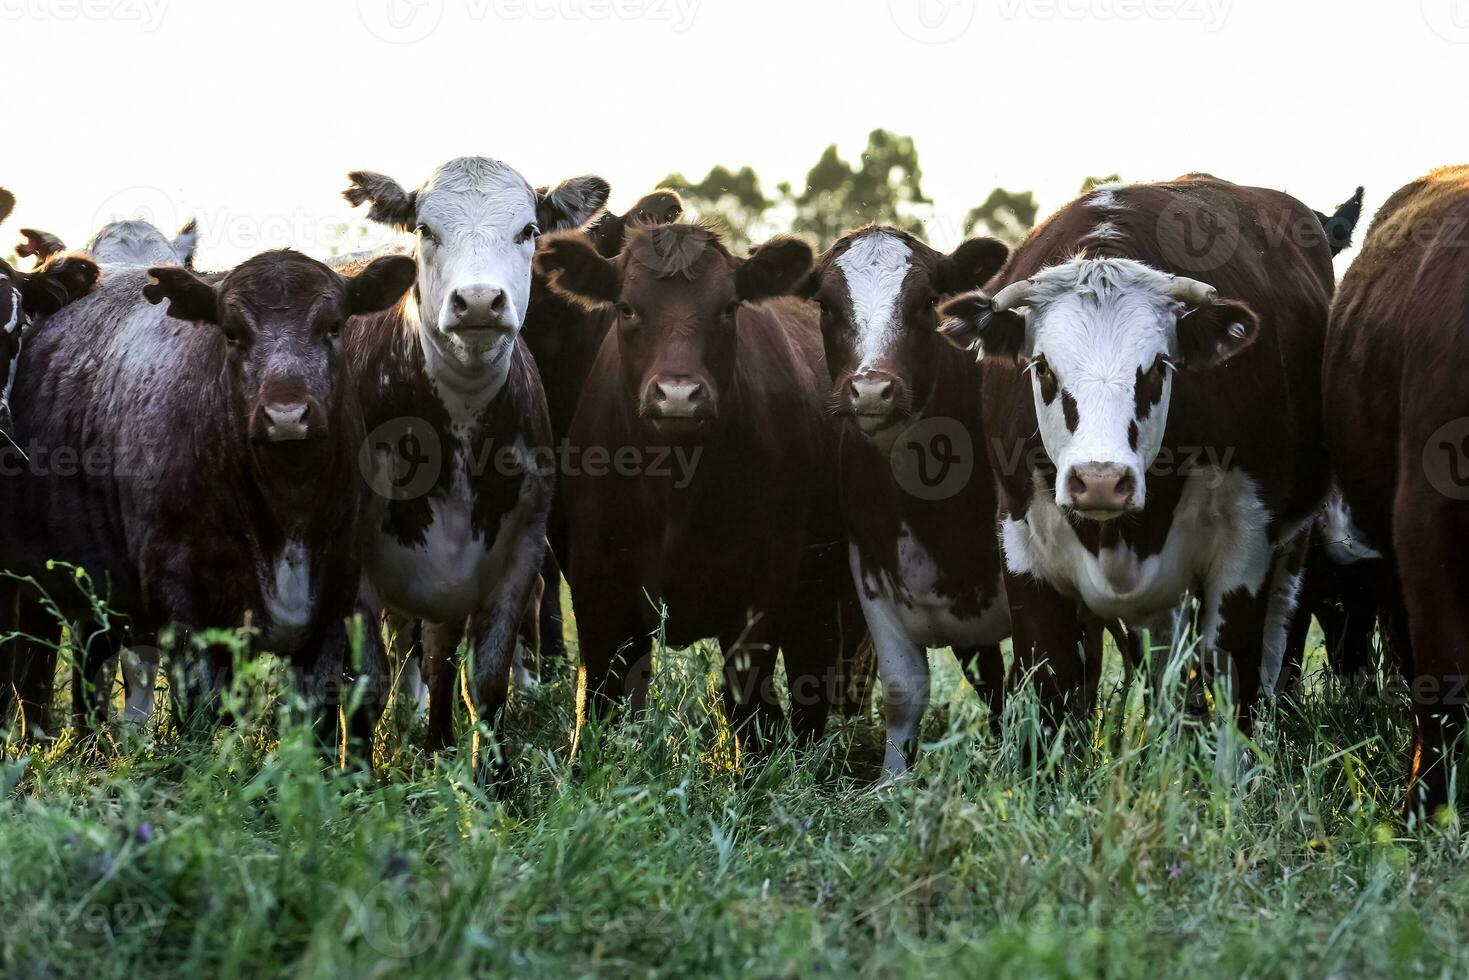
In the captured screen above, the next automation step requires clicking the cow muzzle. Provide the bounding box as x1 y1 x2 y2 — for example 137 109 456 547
251 398 326 443
641 376 715 438
440 282 519 336
1061 461 1140 519
845 370 904 437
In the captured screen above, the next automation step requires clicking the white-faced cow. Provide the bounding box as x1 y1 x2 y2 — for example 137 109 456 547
1324 164 1469 815
537 222 864 752
341 156 608 784
0 250 414 753
18 218 199 269
804 226 1011 775
939 175 1334 732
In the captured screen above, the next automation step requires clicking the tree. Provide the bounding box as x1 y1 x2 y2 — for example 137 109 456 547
963 188 1038 246
658 165 774 253
788 129 931 247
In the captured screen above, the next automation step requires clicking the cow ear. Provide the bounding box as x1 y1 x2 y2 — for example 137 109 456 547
16 228 66 266
1175 298 1259 370
346 255 416 315
343 171 417 231
537 176 612 233
587 212 629 258
172 219 200 269
144 266 219 324
536 233 618 308
935 237 1010 296
937 290 1026 360
0 188 13 226
17 255 100 316
737 236 814 303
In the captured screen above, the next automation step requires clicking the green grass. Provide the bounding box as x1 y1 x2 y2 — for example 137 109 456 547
3 626 1468 979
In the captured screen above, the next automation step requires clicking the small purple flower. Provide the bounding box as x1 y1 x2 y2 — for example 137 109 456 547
137 823 154 844
1169 862 1185 880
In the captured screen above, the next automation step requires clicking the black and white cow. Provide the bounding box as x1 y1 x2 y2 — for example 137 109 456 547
341 157 608 783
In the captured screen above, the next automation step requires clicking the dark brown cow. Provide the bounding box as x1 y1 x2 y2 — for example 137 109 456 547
0 250 413 751
804 225 1010 775
1324 164 1469 815
0 252 99 442
537 222 857 747
523 189 684 666
940 175 1333 730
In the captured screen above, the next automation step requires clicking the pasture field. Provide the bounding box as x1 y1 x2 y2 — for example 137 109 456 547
2 609 1467 980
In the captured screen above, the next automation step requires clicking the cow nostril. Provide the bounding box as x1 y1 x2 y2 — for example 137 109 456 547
1068 471 1089 499
489 290 506 314
1115 471 1136 499
877 381 894 402
451 291 469 316
687 382 704 402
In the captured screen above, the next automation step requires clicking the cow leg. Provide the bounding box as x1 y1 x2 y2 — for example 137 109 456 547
1260 532 1309 700
571 584 647 725
382 611 426 721
1003 568 1089 728
511 573 544 692
121 645 160 725
776 599 841 744
719 618 783 757
1394 488 1469 817
421 621 463 752
167 641 229 742
342 604 387 769
4 593 59 739
537 546 567 668
856 583 930 776
1197 550 1275 728
955 644 1007 726
71 619 118 736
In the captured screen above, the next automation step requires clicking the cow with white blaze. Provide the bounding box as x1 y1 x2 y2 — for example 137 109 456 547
341 157 608 783
805 226 1011 775
939 176 1333 727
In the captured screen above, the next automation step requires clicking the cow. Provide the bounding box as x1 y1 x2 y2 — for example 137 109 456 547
938 175 1334 739
523 189 685 669
0 250 414 755
803 225 1011 775
536 221 862 752
1323 164 1469 815
17 218 199 269
340 156 608 784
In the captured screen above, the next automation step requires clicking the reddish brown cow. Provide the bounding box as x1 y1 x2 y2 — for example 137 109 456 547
1324 164 1469 814
804 225 1011 775
537 222 858 747
0 251 414 753
940 176 1333 731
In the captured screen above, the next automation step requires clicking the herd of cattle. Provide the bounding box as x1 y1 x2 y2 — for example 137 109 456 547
0 160 1466 811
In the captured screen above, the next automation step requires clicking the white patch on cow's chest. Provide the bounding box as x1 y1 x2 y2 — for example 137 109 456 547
261 540 314 649
852 527 1009 648
1002 468 1272 620
836 231 912 371
364 435 539 624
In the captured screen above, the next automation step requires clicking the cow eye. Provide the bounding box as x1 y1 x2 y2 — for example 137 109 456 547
517 222 540 244
222 328 242 348
616 302 636 320
327 319 343 339
415 223 439 244
1032 358 1052 381
723 300 741 318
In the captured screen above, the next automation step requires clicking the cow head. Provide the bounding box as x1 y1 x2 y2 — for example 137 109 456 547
940 257 1259 519
808 227 1008 446
344 157 609 377
537 222 812 442
587 190 685 257
144 250 414 447
0 254 101 436
17 219 199 269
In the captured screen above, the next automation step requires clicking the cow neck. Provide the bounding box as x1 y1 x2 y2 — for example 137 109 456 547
409 297 513 427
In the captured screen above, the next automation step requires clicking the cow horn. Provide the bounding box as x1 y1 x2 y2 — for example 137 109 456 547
1167 277 1218 305
991 279 1035 312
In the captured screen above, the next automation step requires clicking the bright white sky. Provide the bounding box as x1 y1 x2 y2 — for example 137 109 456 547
4 0 1465 271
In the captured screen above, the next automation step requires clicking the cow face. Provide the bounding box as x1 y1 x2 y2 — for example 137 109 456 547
537 223 812 442
344 157 608 374
809 228 1007 446
940 257 1259 519
144 251 414 447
